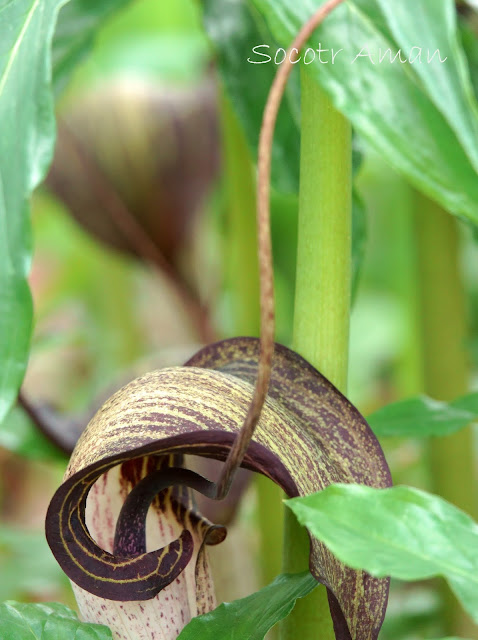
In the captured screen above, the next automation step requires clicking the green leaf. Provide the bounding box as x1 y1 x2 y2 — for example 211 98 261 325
178 572 317 640
0 601 112 639
286 483 478 624
376 0 478 169
249 0 478 223
0 0 68 427
52 0 133 94
367 392 478 438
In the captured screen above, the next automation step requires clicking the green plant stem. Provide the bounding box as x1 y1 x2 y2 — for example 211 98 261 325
222 95 260 336
358 160 421 397
221 94 283 591
281 71 351 640
415 194 477 637
389 191 422 399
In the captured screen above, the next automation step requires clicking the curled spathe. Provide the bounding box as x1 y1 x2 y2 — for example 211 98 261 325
46 337 391 640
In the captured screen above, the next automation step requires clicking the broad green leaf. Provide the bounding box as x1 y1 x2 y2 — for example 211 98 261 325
376 0 478 170
178 572 317 640
52 0 133 94
368 392 478 438
249 0 478 222
0 527 67 601
286 484 478 624
0 0 68 427
0 601 112 639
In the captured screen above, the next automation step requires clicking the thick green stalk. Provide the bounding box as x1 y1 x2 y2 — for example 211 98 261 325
281 71 351 640
415 194 477 637
221 95 283 591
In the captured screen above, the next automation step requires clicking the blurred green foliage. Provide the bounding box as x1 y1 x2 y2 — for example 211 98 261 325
0 528 67 602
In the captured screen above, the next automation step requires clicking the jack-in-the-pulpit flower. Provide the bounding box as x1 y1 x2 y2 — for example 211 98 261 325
69 457 225 640
46 338 392 640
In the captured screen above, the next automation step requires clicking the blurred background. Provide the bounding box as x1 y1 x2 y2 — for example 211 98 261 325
1 1 478 638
